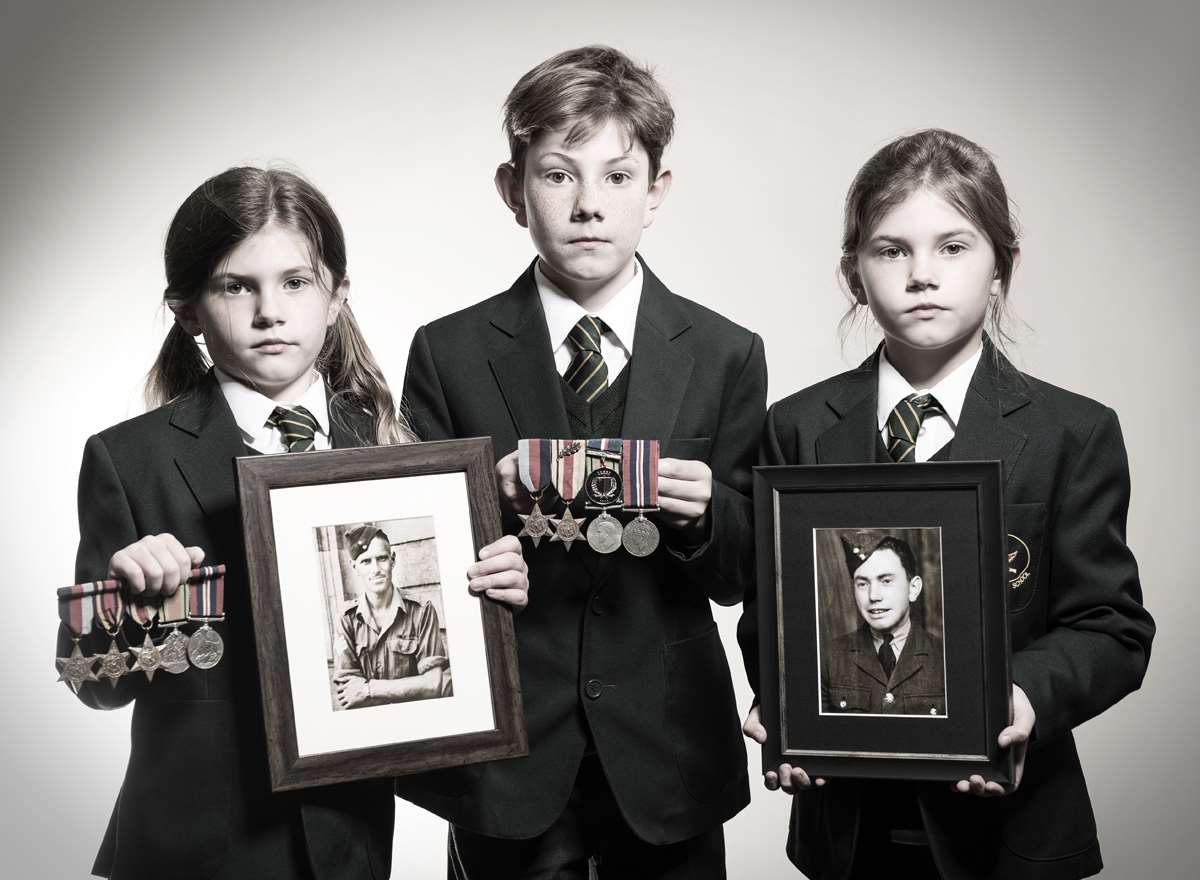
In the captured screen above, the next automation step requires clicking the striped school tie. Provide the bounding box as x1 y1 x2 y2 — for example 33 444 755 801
564 316 609 402
886 393 946 463
267 405 320 452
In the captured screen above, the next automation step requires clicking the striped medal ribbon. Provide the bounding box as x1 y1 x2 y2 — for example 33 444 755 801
549 440 587 550
517 439 555 547
54 579 118 693
185 565 227 670
584 439 624 554
621 439 661 557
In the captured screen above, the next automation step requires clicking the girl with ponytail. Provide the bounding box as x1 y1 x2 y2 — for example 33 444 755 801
61 166 529 880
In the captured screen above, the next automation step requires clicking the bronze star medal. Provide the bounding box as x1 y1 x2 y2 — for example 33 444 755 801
56 643 99 694
128 632 163 682
97 640 130 688
518 501 553 548
549 508 587 551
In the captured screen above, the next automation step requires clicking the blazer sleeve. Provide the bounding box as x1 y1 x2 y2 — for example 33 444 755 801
402 325 456 443
666 332 767 606
1009 407 1155 741
59 433 150 710
736 402 787 702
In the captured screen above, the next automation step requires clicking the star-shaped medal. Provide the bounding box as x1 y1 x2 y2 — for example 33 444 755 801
128 632 163 682
518 500 553 548
97 640 130 688
549 508 587 551
56 643 98 694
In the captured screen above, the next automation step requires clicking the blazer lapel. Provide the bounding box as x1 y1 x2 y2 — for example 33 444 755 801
487 262 572 442
328 394 374 450
949 343 1029 485
815 352 879 464
170 376 246 521
619 257 694 441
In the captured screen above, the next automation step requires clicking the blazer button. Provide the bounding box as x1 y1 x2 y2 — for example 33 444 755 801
584 679 603 700
883 692 895 705
591 595 604 615
838 700 848 709
930 707 939 715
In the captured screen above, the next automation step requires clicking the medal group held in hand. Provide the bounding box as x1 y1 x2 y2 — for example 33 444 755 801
55 44 1153 880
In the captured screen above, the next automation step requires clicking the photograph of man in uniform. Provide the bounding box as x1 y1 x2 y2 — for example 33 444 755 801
331 524 452 710
819 529 947 717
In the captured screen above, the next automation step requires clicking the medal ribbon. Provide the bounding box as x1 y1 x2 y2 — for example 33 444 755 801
93 586 125 635
56 579 120 638
518 439 553 495
585 438 623 468
186 565 227 621
127 598 158 628
622 439 660 511
552 439 586 502
159 577 189 627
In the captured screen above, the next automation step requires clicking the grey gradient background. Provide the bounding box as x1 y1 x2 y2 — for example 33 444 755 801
4 0 1195 876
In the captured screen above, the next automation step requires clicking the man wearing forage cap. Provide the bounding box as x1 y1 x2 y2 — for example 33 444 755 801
332 524 451 709
821 529 946 716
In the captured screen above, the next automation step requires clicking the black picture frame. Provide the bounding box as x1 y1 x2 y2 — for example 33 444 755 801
237 437 527 792
754 462 1013 783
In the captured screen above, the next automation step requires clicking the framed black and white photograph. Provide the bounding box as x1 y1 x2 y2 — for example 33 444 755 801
755 462 1012 782
237 438 527 791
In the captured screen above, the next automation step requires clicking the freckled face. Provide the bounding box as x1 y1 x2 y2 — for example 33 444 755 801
855 188 999 359
180 223 343 402
852 548 922 635
515 118 667 297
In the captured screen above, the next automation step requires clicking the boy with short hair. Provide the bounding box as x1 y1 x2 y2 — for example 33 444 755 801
399 45 765 878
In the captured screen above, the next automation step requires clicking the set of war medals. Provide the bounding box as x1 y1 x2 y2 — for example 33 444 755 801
55 565 227 693
517 438 661 557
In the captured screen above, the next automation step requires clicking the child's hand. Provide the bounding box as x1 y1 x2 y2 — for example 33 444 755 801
657 458 712 529
333 673 370 709
495 450 532 515
468 534 530 609
742 704 826 794
109 534 205 598
954 683 1036 796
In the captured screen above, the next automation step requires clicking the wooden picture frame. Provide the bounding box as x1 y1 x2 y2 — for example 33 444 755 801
754 462 1013 783
237 437 526 791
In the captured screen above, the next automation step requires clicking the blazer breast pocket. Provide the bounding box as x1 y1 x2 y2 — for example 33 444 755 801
1005 502 1047 614
663 436 711 463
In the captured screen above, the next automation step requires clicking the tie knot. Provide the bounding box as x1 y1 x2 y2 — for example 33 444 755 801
268 405 319 452
568 316 607 354
881 632 894 645
885 392 946 462
908 392 945 416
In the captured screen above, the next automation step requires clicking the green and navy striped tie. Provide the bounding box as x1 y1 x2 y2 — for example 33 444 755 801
564 316 610 402
267 405 320 452
886 393 946 463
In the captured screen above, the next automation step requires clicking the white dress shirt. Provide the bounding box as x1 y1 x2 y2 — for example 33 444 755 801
535 260 642 380
214 367 332 453
877 345 983 462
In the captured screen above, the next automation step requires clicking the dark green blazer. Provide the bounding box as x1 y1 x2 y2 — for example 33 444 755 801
398 257 764 845
60 375 394 880
738 344 1154 880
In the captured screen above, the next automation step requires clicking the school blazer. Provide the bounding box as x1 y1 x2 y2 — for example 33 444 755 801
60 376 393 880
737 344 1155 880
397 257 764 845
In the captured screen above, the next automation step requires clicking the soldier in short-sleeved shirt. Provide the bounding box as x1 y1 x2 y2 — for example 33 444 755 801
332 525 451 708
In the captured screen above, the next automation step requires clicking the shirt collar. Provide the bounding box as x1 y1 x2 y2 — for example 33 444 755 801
535 259 642 356
354 587 408 632
877 345 983 431
214 367 331 441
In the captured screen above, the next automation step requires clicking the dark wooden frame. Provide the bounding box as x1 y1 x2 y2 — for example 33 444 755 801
754 462 1013 784
237 437 526 791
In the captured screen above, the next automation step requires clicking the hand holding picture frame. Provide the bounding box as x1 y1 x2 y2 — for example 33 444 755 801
237 437 527 792
754 462 1014 783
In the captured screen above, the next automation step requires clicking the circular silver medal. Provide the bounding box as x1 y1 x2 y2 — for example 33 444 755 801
159 628 191 674
587 511 623 554
622 515 660 557
187 624 224 670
